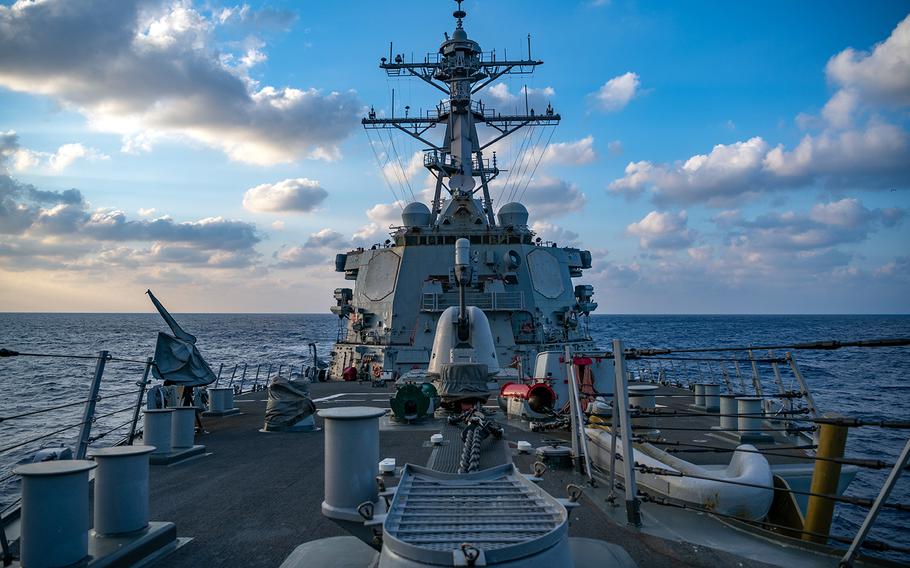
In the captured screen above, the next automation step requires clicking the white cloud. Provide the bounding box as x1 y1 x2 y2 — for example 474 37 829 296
611 122 910 205
541 136 597 165
607 140 623 155
826 14 910 107
610 137 770 205
626 210 695 250
498 176 586 220
137 207 157 217
0 1 361 166
48 143 109 171
485 83 555 114
530 221 580 246
590 72 640 112
609 15 910 206
719 198 903 251
270 220 285 230
242 178 328 214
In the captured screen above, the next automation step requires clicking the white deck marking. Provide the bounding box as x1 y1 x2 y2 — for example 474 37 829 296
311 392 378 402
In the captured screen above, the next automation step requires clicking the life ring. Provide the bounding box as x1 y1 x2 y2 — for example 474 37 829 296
372 364 382 378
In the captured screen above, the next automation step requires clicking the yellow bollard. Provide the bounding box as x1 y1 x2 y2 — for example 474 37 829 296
802 414 849 543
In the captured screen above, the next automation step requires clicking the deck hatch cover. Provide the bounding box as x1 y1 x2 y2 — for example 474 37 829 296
382 463 568 565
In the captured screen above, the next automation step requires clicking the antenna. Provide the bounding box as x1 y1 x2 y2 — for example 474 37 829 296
362 3 560 226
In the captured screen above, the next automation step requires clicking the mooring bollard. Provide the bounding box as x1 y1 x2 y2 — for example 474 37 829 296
319 407 386 521
208 387 233 413
89 446 155 536
736 396 763 433
693 383 706 407
719 394 738 430
703 384 720 412
628 384 659 433
171 407 196 449
143 408 174 454
14 460 97 567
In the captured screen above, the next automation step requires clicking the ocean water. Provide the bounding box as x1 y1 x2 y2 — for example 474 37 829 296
1 313 908 558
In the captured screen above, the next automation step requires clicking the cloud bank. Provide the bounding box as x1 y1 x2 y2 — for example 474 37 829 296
0 0 361 165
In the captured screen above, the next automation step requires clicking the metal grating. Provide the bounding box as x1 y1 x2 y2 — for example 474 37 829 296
383 463 567 564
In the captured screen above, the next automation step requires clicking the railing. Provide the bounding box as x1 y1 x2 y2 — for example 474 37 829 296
0 349 154 564
566 339 910 566
421 291 523 312
212 361 325 395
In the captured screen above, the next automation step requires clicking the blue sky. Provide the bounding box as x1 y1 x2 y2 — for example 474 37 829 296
0 0 907 313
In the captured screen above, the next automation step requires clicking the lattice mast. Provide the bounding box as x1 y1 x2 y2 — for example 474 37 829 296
363 0 560 226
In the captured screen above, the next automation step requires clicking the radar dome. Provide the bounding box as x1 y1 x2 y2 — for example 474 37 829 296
497 202 529 227
402 202 431 227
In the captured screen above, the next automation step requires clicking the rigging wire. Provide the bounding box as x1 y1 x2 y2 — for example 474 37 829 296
386 128 415 202
516 125 557 203
504 124 537 202
497 122 534 204
510 124 548 202
364 129 404 210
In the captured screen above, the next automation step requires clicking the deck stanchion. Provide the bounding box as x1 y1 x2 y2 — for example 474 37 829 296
252 364 261 390
76 350 107 459
613 340 641 527
238 363 248 393
564 345 593 483
732 360 746 391
840 436 910 566
803 413 849 544
128 357 153 445
215 363 223 387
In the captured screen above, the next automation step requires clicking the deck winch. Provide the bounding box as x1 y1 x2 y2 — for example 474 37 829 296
389 382 439 422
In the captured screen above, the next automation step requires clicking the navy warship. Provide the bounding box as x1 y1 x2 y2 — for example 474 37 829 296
1 3 908 568
328 0 597 382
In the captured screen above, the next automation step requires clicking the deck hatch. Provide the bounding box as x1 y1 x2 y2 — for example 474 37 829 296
382 463 568 564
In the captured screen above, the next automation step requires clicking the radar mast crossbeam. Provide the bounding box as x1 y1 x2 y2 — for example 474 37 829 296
364 0 559 227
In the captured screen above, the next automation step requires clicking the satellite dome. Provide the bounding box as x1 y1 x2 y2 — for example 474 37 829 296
402 202 431 227
497 202 529 227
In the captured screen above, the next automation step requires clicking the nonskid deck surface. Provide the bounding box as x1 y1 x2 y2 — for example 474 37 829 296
146 381 778 568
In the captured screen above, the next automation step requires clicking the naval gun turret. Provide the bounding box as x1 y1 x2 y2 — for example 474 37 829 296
428 238 498 410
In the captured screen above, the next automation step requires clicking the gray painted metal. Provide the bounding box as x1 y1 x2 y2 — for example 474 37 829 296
171 407 196 449
840 435 910 566
14 460 97 567
329 1 597 380
719 395 738 430
128 357 153 445
613 340 641 527
143 409 174 454
89 445 155 536
319 406 385 521
380 463 571 567
76 350 107 460
208 387 234 413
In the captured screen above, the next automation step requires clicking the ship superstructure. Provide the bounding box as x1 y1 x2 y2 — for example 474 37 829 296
329 2 598 379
